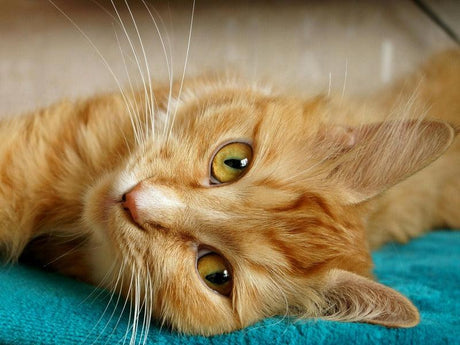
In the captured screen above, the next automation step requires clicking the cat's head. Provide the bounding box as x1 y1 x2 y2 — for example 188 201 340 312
84 78 455 335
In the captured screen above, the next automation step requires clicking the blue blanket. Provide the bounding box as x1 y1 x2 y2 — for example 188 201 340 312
0 231 458 345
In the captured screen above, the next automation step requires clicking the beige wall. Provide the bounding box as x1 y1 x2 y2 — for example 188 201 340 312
0 0 457 117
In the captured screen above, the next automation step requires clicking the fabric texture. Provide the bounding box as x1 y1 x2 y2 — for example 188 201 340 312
0 230 458 345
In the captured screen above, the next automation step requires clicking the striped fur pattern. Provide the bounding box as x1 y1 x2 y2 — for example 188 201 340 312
0 51 459 336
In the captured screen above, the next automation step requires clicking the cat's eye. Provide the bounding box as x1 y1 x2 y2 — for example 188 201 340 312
210 142 253 184
197 252 233 296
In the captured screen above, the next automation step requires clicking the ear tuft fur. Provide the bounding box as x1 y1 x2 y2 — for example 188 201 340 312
318 269 420 328
323 119 456 204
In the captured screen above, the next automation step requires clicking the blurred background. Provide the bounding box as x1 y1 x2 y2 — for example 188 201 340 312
0 0 458 116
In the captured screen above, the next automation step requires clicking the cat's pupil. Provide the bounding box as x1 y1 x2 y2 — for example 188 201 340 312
224 158 248 170
206 270 231 285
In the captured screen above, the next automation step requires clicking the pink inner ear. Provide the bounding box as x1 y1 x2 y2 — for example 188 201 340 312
321 119 456 204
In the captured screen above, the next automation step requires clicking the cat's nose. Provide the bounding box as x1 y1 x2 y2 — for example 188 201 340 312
120 182 184 228
121 185 142 226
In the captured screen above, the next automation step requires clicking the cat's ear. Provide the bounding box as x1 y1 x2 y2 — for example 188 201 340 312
316 269 420 328
320 120 456 204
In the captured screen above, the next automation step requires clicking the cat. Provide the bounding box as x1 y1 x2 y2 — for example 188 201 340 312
0 49 459 336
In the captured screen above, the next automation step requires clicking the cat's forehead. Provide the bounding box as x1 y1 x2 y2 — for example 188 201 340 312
129 81 328 188
135 86 324 188
168 83 310 145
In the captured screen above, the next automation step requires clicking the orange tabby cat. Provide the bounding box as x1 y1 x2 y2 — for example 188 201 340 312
0 50 458 335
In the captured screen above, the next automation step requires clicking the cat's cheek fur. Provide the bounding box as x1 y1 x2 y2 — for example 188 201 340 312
152 256 240 335
83 178 242 335
81 174 121 284
108 225 241 335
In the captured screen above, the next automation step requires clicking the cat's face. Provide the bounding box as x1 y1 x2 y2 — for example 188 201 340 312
83 80 439 334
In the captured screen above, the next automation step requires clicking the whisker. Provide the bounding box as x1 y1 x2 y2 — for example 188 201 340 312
114 28 143 147
110 0 150 147
86 260 124 345
41 237 88 268
340 58 348 103
141 0 174 137
123 0 156 143
137 262 152 345
110 2 144 145
158 3 177 140
120 263 136 345
47 0 140 149
166 0 196 143
129 266 142 345
138 274 149 345
141 269 153 345
103 260 132 345
79 259 117 306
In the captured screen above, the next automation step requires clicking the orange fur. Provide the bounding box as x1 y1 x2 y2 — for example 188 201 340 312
0 50 458 335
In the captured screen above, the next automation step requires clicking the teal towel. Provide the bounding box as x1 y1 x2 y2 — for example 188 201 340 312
0 231 458 345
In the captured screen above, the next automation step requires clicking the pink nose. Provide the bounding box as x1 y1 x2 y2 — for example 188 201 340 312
121 185 142 225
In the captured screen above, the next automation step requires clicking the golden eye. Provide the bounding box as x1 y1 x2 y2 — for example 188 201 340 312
197 252 233 296
211 142 253 184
